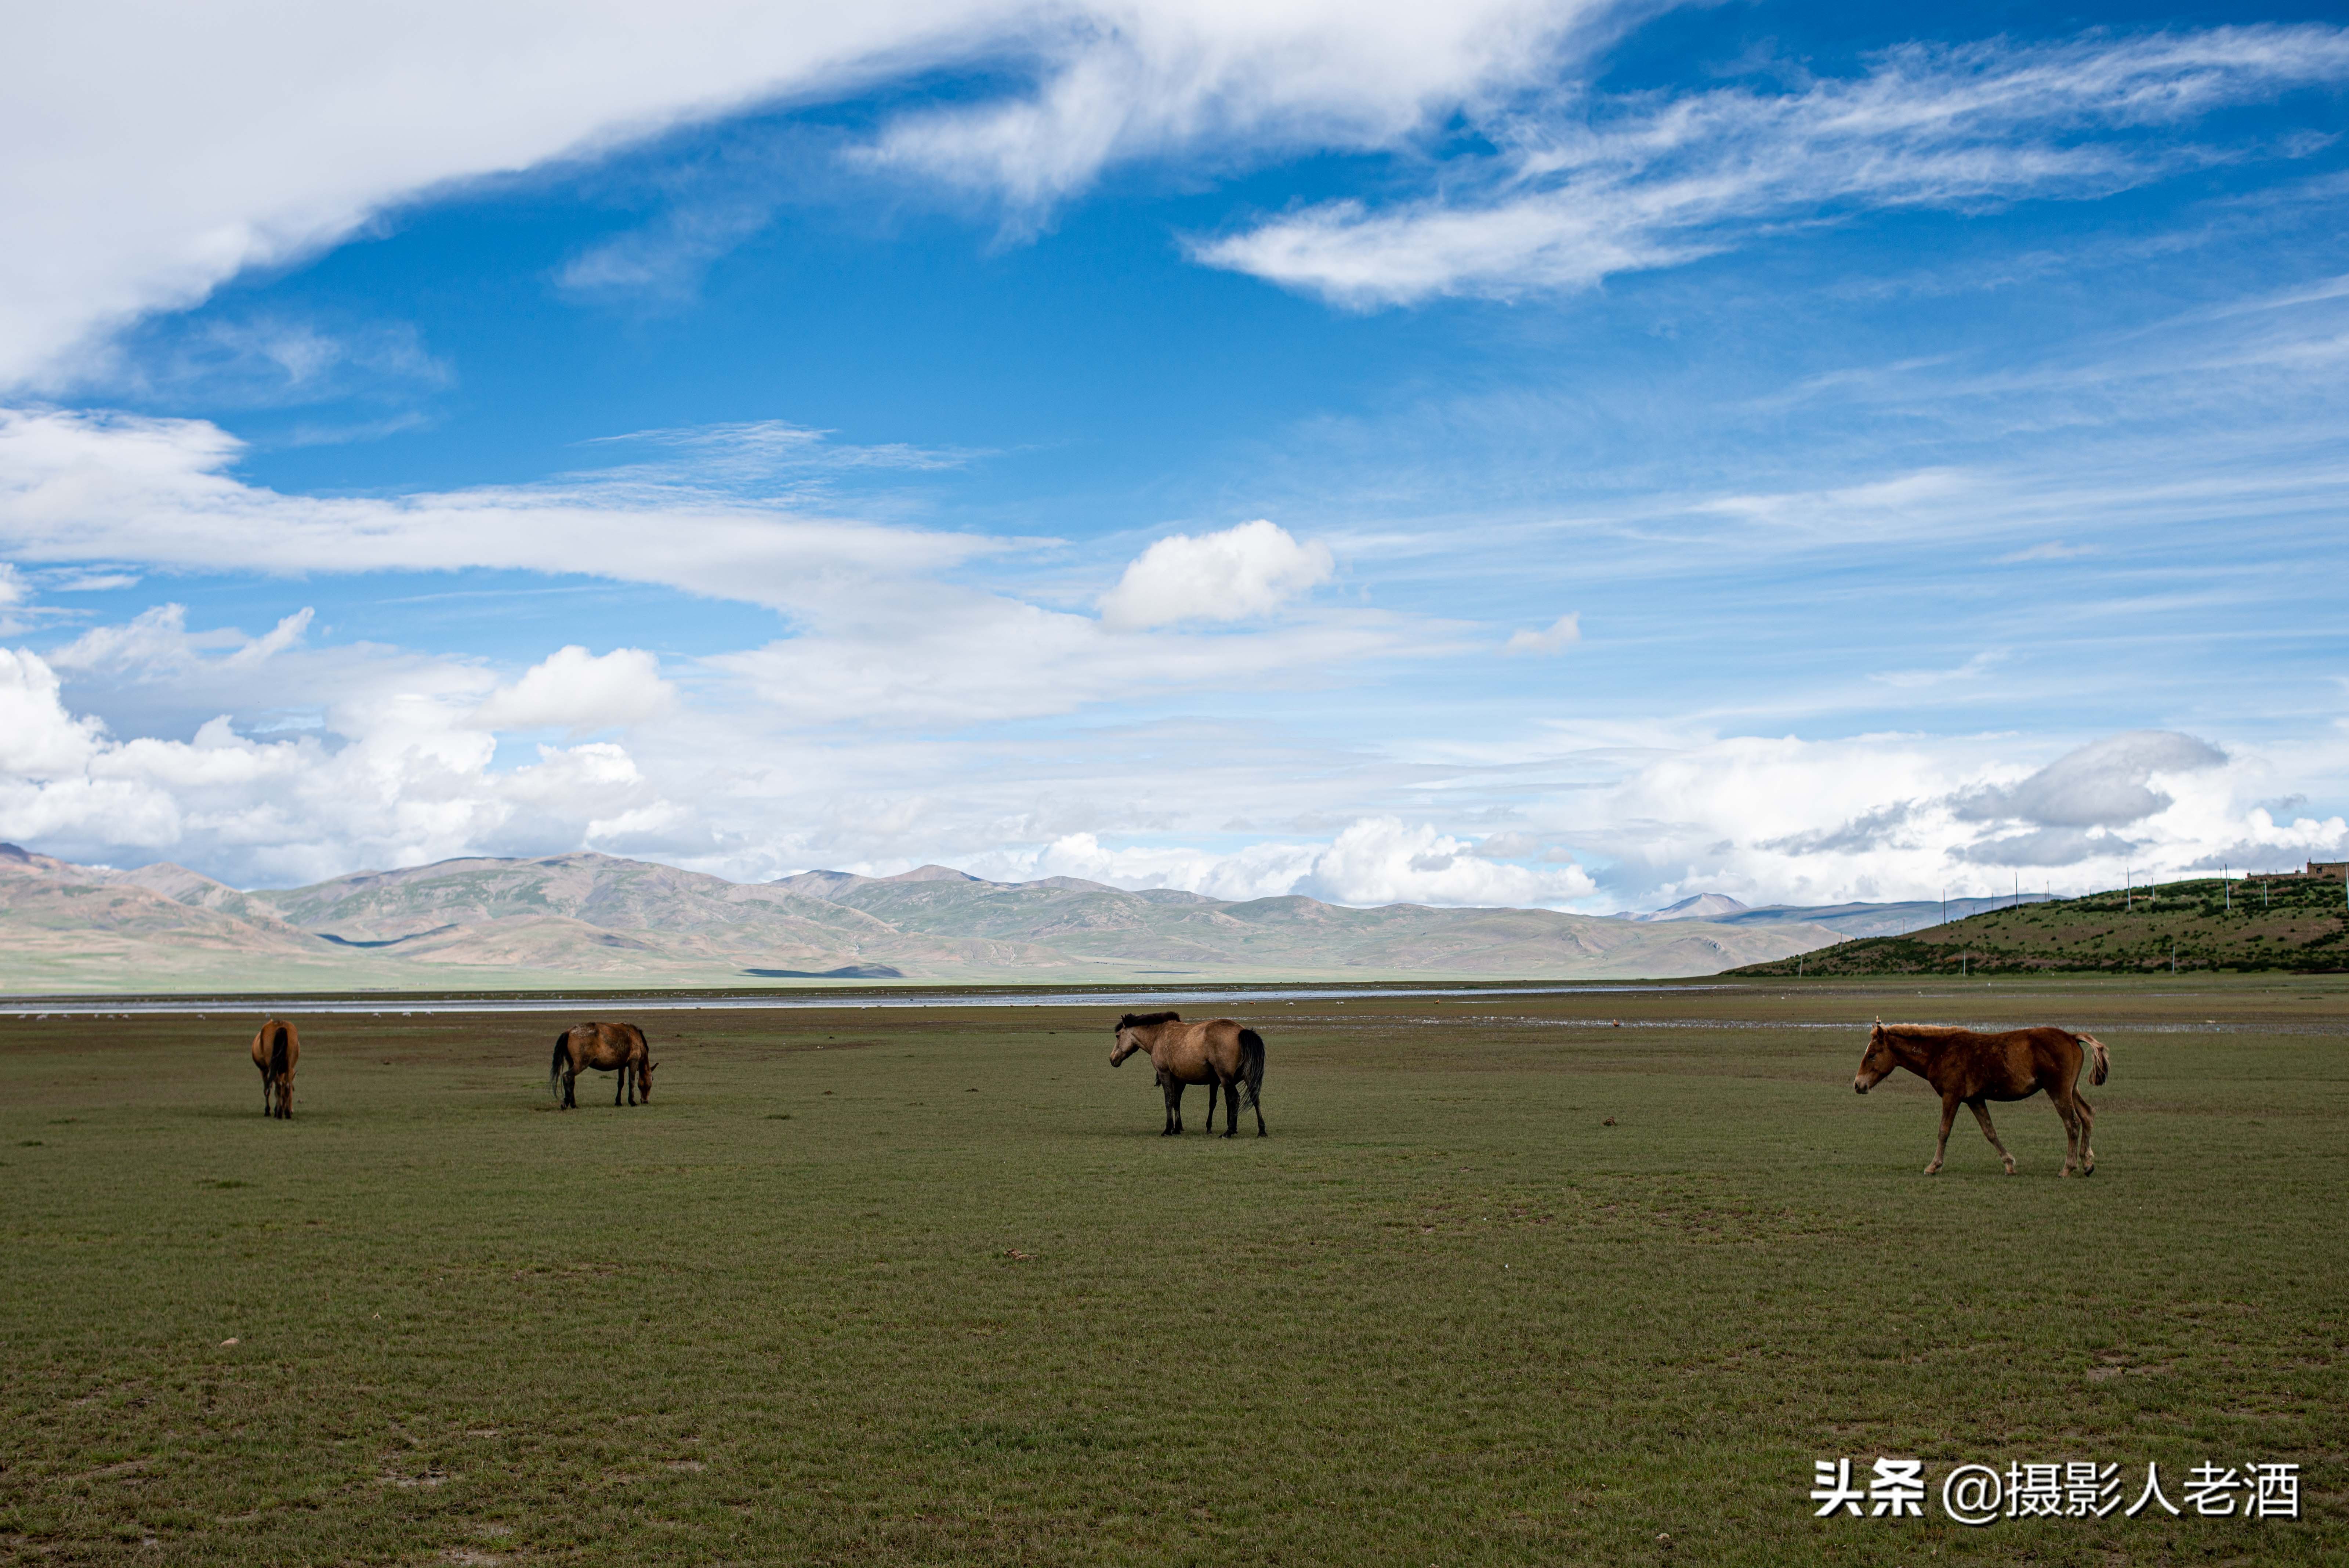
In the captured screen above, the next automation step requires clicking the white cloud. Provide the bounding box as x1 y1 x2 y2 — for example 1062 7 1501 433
0 408 1007 612
1505 612 1580 653
716 581 1436 727
3 0 1622 385
1566 726 2345 908
1099 519 1334 629
471 645 675 734
0 648 109 776
1196 26 2349 307
0 639 688 886
856 1 1604 216
982 819 1597 906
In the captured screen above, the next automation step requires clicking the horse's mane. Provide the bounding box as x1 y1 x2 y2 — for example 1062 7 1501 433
1116 1010 1181 1029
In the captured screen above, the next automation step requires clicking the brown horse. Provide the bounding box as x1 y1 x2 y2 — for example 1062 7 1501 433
1853 1019 2108 1176
550 1022 656 1109
249 1018 299 1119
1111 1011 1265 1137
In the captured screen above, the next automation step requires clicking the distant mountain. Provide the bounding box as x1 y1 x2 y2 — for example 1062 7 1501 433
1613 893 1750 922
0 844 1856 994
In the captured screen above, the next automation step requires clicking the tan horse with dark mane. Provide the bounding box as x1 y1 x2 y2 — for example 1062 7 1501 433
1854 1019 2108 1176
1111 1011 1265 1137
550 1021 656 1109
249 1018 299 1119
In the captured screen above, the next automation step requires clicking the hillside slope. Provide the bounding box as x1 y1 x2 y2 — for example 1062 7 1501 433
1732 874 2348 976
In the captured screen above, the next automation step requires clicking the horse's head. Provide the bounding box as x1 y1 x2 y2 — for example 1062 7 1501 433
1109 1010 1179 1067
638 1058 658 1101
1854 1019 1896 1094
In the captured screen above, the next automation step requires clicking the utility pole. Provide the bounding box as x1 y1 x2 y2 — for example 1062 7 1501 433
2126 868 2132 910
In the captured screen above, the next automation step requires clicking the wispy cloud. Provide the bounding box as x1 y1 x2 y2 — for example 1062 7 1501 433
1195 26 2349 307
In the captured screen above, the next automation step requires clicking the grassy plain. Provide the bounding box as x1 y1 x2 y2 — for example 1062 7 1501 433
2 979 2344 1565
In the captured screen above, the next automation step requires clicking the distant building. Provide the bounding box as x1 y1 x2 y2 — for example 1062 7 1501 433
2306 860 2348 881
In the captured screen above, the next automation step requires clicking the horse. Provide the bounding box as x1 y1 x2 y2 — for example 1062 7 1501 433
1853 1018 2108 1176
550 1022 656 1109
1110 1011 1265 1137
249 1018 299 1119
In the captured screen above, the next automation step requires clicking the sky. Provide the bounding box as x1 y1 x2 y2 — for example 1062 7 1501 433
3 0 2347 910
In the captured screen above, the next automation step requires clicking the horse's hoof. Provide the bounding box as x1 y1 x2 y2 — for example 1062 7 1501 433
1923 1164 1940 1176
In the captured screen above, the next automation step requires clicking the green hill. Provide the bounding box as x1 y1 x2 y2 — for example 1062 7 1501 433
1733 872 2349 976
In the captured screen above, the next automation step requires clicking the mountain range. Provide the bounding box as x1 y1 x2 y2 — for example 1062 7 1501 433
0 842 1981 993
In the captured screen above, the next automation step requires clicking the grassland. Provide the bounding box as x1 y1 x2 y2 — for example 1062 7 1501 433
1737 873 2349 976
2 980 2343 1565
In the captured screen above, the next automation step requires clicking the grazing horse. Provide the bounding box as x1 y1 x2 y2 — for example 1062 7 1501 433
249 1018 300 1119
1853 1019 2108 1176
1110 1011 1265 1137
550 1022 656 1109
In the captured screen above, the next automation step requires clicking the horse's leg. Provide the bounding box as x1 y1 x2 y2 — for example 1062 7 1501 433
564 1067 576 1110
1925 1092 1960 1174
1218 1072 1238 1138
260 1066 271 1117
2048 1087 2081 1176
1966 1099 2014 1176
1203 1079 1219 1134
1161 1078 1178 1136
2074 1091 2095 1176
279 1073 292 1120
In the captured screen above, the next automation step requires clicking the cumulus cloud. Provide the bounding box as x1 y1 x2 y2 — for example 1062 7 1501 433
1567 726 2341 910
1954 729 2227 827
471 646 674 734
1505 613 1580 653
0 641 678 886
991 819 1597 906
1098 519 1334 630
1197 25 2349 307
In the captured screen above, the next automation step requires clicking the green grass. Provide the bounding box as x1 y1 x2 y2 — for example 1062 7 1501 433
1738 873 2349 975
3 979 2344 1564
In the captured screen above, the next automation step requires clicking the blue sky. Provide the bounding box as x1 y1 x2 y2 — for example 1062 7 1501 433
2 1 2346 907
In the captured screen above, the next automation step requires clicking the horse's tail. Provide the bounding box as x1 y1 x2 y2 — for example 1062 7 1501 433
268 1024 289 1079
1238 1028 1265 1106
2080 1032 2109 1087
549 1032 572 1103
